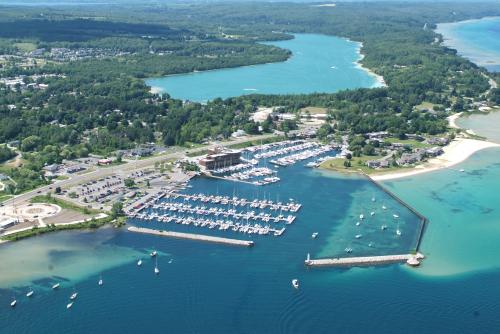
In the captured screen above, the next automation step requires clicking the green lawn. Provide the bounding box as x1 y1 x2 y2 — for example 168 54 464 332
30 195 100 215
320 156 403 175
383 137 432 149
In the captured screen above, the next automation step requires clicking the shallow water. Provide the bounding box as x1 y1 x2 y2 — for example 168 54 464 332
457 111 500 143
145 34 381 102
2 149 500 333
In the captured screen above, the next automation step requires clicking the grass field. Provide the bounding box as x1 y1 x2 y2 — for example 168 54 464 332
320 156 403 175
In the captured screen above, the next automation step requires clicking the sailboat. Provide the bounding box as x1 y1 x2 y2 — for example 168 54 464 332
66 302 73 309
154 257 160 275
26 288 34 297
52 283 60 290
70 291 78 300
10 297 17 307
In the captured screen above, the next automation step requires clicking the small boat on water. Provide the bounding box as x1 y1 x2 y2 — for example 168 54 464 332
98 276 103 286
355 222 360 226
26 288 34 298
70 292 78 301
344 247 353 253
459 169 465 172
154 257 160 275
355 234 363 239
372 197 376 202
359 214 364 220
396 229 402 236
292 279 299 289
311 232 319 239
10 298 16 307
393 214 399 219
381 225 388 231
382 205 387 210
370 211 375 216
66 302 73 309
137 259 143 266
150 250 157 257
52 283 60 290
168 259 173 264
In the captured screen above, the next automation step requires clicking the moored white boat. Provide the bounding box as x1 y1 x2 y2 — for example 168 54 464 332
292 279 299 289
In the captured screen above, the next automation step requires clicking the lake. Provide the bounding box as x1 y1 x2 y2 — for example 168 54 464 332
145 34 383 102
436 17 500 72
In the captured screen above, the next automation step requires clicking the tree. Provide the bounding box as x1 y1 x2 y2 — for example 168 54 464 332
124 178 135 188
111 201 124 218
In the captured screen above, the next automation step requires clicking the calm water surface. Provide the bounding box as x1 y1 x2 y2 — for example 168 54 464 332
2 148 500 333
436 17 500 72
145 34 381 102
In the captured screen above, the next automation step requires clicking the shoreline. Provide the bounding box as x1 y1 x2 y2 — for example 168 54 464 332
371 138 500 181
435 17 500 68
355 42 387 88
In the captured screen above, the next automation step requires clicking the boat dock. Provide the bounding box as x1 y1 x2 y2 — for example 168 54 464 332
305 253 425 267
127 226 254 247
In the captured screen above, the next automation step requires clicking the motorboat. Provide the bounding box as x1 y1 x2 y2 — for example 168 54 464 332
67 302 73 309
292 279 299 289
137 259 143 266
26 289 34 298
150 250 157 257
70 292 78 301
10 299 16 307
52 283 60 290
311 232 319 239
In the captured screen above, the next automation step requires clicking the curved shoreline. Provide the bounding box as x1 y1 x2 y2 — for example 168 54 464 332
371 138 500 181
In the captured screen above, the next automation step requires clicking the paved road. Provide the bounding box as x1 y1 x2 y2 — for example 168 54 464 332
3 134 277 207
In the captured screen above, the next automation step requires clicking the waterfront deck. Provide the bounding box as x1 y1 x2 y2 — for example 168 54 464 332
127 226 254 247
305 253 424 267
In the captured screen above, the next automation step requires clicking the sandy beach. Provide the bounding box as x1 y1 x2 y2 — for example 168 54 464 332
355 43 387 88
447 112 463 129
371 138 500 181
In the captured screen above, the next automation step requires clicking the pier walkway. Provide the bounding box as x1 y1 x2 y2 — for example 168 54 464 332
305 253 424 267
127 226 254 247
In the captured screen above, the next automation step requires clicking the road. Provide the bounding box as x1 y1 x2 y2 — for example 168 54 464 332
2 133 277 207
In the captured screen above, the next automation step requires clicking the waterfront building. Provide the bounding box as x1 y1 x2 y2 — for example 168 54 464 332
199 147 241 170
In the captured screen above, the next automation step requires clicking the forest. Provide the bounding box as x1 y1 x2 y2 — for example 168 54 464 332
1 1 500 191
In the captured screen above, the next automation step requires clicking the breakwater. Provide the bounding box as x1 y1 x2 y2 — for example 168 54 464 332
127 226 254 247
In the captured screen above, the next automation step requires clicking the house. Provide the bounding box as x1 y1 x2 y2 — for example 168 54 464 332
396 150 426 166
65 164 86 174
42 164 62 177
231 129 247 138
426 146 444 157
366 131 389 140
426 137 450 146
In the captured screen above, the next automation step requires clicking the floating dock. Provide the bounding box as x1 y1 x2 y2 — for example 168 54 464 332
127 226 254 247
305 253 424 267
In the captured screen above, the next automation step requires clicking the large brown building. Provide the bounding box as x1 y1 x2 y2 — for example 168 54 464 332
199 147 241 170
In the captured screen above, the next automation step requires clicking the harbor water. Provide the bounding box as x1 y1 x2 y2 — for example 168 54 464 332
3 147 500 332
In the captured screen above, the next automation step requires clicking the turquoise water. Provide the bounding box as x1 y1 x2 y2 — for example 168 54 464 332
457 111 500 143
436 17 500 72
145 34 381 102
2 150 500 332
386 147 500 277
